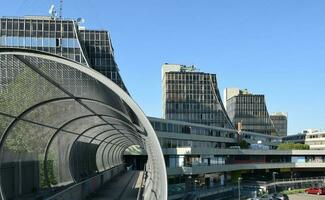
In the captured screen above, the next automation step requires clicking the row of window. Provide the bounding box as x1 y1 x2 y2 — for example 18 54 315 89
306 141 325 145
159 138 230 149
166 155 325 168
0 36 80 48
80 30 109 41
307 134 325 139
165 84 211 90
165 102 217 111
151 120 236 138
165 94 216 102
165 73 215 82
167 155 226 168
166 113 227 123
0 19 74 32
0 30 74 38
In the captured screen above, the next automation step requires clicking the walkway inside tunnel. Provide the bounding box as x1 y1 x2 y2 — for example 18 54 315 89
87 170 144 200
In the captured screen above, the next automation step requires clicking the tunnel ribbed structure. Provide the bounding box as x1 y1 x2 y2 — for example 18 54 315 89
0 48 167 200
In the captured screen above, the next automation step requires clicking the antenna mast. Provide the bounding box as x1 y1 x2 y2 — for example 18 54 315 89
59 0 63 18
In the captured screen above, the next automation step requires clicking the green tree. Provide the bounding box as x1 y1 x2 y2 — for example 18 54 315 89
239 140 250 149
277 143 310 150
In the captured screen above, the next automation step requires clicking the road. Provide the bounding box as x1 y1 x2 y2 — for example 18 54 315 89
288 193 325 200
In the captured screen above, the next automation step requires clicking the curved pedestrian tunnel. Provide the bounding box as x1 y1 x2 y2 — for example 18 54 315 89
0 49 167 200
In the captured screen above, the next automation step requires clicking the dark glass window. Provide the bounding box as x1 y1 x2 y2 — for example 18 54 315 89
37 23 42 31
50 23 55 31
25 22 30 30
56 24 61 31
44 23 49 31
1 21 5 29
32 23 37 30
19 22 24 30
56 38 61 47
90 33 94 40
13 21 18 29
63 23 68 31
7 21 12 29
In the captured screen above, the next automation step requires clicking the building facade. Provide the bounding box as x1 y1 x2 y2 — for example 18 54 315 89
225 88 276 135
223 87 240 108
148 117 325 200
0 16 127 91
270 112 288 137
284 129 325 150
162 64 233 128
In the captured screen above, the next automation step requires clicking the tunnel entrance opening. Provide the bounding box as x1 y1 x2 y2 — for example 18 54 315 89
123 155 148 170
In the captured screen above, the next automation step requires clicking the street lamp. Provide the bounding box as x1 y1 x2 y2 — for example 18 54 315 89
238 177 242 200
272 172 278 193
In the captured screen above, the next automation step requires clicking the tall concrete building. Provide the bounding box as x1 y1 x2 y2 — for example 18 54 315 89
225 88 276 135
0 16 127 91
270 112 288 137
162 63 233 128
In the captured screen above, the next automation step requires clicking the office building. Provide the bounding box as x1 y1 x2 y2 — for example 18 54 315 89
0 16 127 91
270 112 288 137
225 88 276 135
162 63 233 128
284 129 325 150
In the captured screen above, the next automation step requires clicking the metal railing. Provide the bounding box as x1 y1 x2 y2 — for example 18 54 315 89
137 166 147 200
46 164 125 200
169 176 325 199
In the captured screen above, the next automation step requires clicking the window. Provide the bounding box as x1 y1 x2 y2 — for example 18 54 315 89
56 38 61 47
25 22 30 30
50 23 55 31
1 21 6 29
7 21 12 29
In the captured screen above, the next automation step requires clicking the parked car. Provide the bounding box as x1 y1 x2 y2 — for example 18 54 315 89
271 193 288 200
305 187 325 195
258 193 288 200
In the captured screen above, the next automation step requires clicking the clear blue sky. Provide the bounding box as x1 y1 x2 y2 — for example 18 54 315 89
3 0 325 135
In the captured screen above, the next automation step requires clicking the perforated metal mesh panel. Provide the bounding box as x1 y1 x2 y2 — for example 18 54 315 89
0 49 167 200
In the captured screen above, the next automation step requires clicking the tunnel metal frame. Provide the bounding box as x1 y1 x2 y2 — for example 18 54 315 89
0 48 167 200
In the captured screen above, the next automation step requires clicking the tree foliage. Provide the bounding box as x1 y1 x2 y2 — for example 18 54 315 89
239 140 250 149
277 143 310 150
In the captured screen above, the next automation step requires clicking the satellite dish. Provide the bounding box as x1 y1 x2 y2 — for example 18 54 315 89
49 5 57 18
77 18 85 24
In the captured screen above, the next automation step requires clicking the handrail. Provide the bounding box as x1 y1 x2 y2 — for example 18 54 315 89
137 165 146 200
169 176 325 198
242 176 325 187
46 164 125 200
117 171 137 199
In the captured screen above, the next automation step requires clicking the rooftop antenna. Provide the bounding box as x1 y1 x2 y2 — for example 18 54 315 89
59 0 63 18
